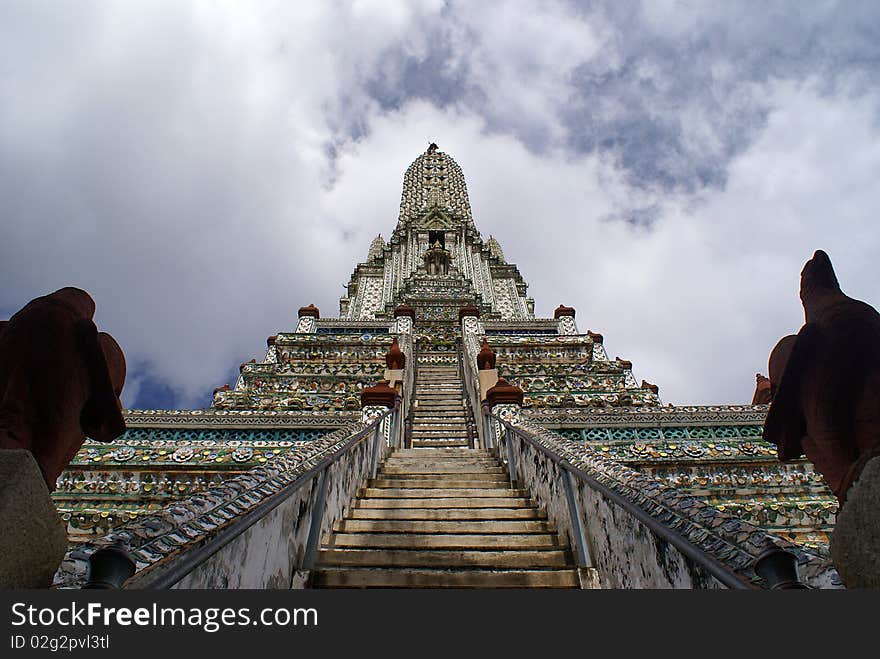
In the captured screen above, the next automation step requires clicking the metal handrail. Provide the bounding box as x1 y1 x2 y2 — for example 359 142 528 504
404 336 418 448
132 407 395 589
460 333 486 449
486 411 757 590
455 336 479 449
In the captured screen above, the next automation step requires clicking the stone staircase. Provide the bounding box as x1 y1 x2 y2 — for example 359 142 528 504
310 448 580 588
410 354 470 448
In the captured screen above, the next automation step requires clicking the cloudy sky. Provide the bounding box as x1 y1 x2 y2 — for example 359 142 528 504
2 0 879 410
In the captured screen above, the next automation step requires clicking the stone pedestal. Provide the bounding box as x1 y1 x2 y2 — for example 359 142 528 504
479 368 499 402
830 455 880 588
0 450 68 588
383 369 404 391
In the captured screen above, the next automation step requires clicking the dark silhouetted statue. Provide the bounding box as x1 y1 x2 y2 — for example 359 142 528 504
763 250 880 587
0 287 127 587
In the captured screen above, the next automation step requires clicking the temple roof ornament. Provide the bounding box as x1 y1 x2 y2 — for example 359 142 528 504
487 236 505 262
397 145 475 229
367 234 385 262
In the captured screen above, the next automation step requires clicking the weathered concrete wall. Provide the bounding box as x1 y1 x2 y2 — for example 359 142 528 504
507 435 722 589
171 434 381 589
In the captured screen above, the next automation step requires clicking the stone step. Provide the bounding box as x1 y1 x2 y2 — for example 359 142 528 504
369 478 508 488
410 423 468 430
373 473 508 484
360 488 528 499
311 568 579 588
356 497 531 509
412 430 467 437
372 461 501 469
382 456 498 465
410 440 471 448
349 508 543 520
391 448 487 456
333 519 551 534
414 403 465 409
317 548 570 569
327 533 560 549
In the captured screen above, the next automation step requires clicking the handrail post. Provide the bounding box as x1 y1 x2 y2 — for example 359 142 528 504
302 466 330 571
563 468 592 568
482 405 494 451
391 401 401 449
504 427 517 484
369 422 383 480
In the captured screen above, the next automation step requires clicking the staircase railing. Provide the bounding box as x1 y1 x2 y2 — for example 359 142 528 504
403 336 418 449
482 411 815 590
459 334 486 449
79 406 399 589
455 336 479 449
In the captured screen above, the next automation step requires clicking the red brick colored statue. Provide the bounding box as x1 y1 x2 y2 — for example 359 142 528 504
752 374 772 405
385 338 406 370
0 287 127 489
763 250 880 587
764 251 880 504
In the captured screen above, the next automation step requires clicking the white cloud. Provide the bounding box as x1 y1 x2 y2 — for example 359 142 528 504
2 2 879 412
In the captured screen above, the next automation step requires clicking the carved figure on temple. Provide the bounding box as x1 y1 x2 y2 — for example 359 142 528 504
763 250 880 587
424 241 451 276
0 287 127 587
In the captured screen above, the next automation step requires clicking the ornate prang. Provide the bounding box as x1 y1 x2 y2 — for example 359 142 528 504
48 146 844 588
477 339 496 370
554 304 576 319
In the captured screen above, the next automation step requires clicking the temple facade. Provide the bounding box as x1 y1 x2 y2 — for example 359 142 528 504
51 145 838 588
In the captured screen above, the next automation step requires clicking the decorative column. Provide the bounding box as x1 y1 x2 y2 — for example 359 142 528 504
263 335 278 364
554 304 578 335
360 380 399 448
484 377 525 452
393 303 415 336
296 304 320 333
459 304 484 352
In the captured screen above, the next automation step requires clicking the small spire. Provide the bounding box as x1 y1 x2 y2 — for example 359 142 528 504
427 142 439 154
368 234 385 261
